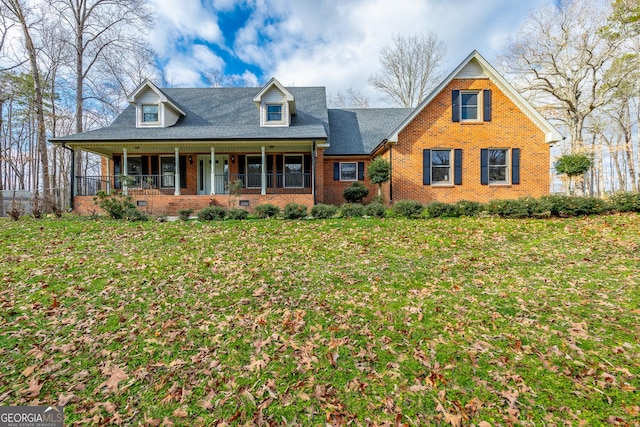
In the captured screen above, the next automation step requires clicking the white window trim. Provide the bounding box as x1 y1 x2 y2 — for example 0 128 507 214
431 149 453 185
265 103 285 125
141 104 160 125
460 90 482 123
339 162 358 182
488 148 510 185
284 155 304 188
246 155 263 188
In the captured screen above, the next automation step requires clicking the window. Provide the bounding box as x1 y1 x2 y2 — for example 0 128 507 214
340 162 357 181
431 150 451 184
142 104 159 123
160 157 175 187
488 149 508 183
246 156 262 188
284 155 303 188
266 104 282 122
460 92 479 121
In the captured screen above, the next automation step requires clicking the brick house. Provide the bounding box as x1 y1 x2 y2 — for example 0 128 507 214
52 51 561 215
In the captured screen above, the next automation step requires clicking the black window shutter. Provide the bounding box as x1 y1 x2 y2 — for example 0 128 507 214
454 149 463 185
150 155 159 175
304 154 312 188
276 155 284 188
113 155 121 175
480 149 489 185
238 155 246 175
358 162 365 180
452 90 460 122
333 162 340 180
141 156 149 175
483 89 492 122
179 155 187 188
423 149 431 185
113 155 121 189
511 148 520 185
267 155 274 188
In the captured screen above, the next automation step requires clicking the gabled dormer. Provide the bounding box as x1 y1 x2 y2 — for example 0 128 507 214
128 79 186 128
253 78 296 127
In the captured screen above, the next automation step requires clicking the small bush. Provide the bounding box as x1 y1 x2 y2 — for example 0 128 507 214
340 203 365 218
124 207 149 222
227 208 249 220
311 204 338 219
8 201 21 221
343 182 369 204
608 192 640 213
283 203 307 219
425 202 460 218
486 199 532 219
178 208 193 221
542 195 608 217
364 202 387 218
94 191 137 219
455 200 483 217
393 200 424 219
197 205 227 221
255 204 280 219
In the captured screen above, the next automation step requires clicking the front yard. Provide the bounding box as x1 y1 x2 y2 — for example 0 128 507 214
0 215 638 425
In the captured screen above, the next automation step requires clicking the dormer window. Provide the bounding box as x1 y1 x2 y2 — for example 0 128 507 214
142 105 159 123
267 104 283 122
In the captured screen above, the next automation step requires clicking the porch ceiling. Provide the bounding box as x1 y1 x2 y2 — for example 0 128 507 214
64 140 321 157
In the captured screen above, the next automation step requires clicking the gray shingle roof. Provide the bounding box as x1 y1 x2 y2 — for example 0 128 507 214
325 108 413 156
52 85 414 156
52 86 329 142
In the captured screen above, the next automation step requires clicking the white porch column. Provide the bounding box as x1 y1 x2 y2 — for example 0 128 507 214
210 146 216 195
261 146 267 195
174 147 180 196
122 148 128 196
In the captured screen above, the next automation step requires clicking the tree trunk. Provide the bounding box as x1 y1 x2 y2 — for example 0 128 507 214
5 0 52 207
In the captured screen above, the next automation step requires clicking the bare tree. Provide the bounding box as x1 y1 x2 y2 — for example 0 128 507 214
500 0 633 152
368 32 446 108
1 0 51 205
49 0 153 176
329 88 370 109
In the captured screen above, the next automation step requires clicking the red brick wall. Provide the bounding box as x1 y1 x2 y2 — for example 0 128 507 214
321 157 377 205
74 193 315 216
390 78 550 204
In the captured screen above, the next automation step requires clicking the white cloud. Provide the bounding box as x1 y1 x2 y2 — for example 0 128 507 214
148 0 555 101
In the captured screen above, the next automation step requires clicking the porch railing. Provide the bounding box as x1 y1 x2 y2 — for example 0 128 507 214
76 173 312 196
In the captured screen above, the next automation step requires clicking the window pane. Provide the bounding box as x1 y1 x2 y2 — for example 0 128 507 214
489 149 507 166
267 105 282 121
432 167 450 183
284 156 303 187
247 156 262 187
432 150 450 166
461 93 478 120
127 158 141 175
340 162 357 181
161 158 175 187
489 166 507 182
142 105 158 122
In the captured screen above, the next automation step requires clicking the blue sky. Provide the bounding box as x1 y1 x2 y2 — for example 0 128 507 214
149 0 554 106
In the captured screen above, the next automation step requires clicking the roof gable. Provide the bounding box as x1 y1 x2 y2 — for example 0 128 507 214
387 50 562 144
253 77 297 115
128 79 186 117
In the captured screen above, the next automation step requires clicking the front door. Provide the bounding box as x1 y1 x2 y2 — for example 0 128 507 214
198 155 229 195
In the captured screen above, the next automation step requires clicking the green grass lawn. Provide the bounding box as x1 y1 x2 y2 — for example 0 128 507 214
0 214 638 426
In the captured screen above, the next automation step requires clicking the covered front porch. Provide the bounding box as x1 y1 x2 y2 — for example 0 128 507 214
71 140 322 215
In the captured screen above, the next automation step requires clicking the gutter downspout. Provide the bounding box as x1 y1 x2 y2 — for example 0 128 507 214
388 141 393 204
61 142 74 211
